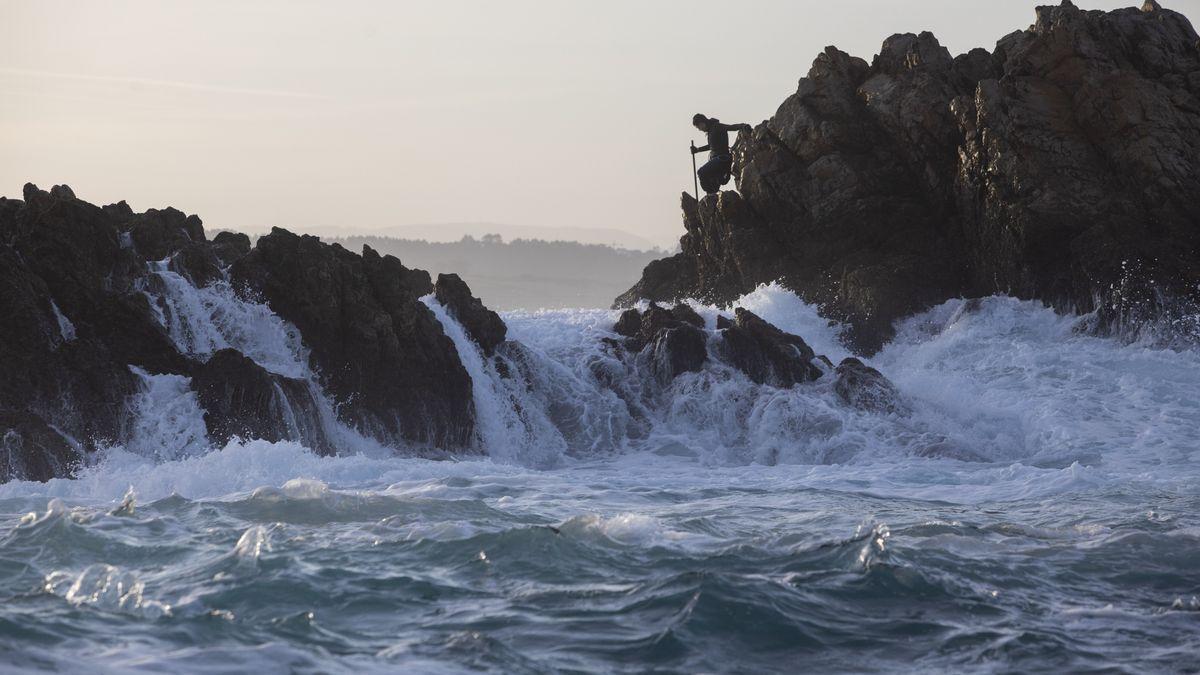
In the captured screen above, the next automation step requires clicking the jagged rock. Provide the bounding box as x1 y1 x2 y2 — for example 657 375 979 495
716 314 734 330
121 206 224 286
646 322 708 382
613 308 642 338
102 200 135 222
618 4 1200 352
191 349 332 453
833 358 907 414
231 228 476 450
435 272 507 355
127 207 206 260
0 411 78 483
609 303 709 381
0 185 188 477
212 231 252 266
670 303 705 328
1 184 505 480
719 309 824 387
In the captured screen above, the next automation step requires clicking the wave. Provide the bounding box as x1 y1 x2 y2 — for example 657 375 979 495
4 282 1198 506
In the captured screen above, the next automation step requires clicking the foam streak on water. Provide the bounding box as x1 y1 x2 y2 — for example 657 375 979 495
1 285 1198 673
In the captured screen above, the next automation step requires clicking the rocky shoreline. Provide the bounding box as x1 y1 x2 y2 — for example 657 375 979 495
618 1 1200 352
3 185 875 482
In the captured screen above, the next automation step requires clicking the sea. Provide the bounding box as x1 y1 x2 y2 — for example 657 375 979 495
1 273 1198 673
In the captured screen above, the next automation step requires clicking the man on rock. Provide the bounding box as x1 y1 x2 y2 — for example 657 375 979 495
690 114 752 196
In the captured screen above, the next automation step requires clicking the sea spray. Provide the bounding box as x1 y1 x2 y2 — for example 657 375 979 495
135 264 389 457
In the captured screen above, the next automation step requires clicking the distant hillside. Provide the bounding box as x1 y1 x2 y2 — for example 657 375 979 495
328 234 666 310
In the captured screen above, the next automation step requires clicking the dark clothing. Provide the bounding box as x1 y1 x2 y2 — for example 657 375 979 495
693 119 748 194
698 156 733 195
693 120 745 158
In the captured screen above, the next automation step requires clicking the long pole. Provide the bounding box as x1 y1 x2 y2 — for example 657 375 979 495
691 141 699 201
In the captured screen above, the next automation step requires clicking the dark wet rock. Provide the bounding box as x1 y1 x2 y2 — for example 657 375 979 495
101 200 135 223
435 273 507 355
1 182 512 479
191 349 332 453
833 358 907 414
719 308 824 387
231 228 476 450
618 4 1200 352
0 411 78 483
0 185 186 477
670 303 705 328
716 314 734 330
609 303 710 382
167 243 223 287
613 309 642 338
212 231 252 266
646 323 708 382
121 205 225 286
127 207 206 261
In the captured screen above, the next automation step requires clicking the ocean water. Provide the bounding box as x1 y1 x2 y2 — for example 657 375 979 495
1 283 1199 673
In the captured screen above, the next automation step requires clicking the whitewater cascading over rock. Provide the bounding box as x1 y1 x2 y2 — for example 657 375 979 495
2 182 905 482
617 1 1200 352
230 230 477 449
0 184 501 481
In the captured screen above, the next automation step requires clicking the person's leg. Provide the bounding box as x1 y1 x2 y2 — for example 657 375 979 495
697 159 721 194
718 157 733 187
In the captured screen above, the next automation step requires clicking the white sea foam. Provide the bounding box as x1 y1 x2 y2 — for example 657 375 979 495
0 284 1194 508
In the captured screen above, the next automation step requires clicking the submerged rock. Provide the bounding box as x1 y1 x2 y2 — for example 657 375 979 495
833 358 908 415
718 308 825 387
618 3 1200 352
610 303 710 382
435 273 507 355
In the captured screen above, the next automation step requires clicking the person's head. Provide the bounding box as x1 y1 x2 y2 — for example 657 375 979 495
692 113 710 132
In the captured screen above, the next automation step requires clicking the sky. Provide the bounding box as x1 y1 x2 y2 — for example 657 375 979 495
0 0 1158 249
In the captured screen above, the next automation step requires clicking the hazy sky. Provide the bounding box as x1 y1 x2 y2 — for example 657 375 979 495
1 0 1152 248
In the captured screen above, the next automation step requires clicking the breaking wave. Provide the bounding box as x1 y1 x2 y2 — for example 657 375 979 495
2 283 1199 672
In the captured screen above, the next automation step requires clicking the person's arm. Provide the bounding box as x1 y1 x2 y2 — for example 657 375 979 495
691 143 710 154
719 122 753 133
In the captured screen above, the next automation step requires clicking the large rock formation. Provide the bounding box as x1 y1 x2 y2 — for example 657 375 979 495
0 185 189 481
618 2 1200 352
1 183 503 481
230 230 477 450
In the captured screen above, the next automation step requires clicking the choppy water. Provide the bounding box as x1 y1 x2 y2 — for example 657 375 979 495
2 285 1199 673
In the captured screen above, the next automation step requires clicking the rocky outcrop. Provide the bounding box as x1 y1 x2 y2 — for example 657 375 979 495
212 231 252 266
1 183 504 480
191 349 333 453
435 273 507 355
231 229 476 450
610 304 838 388
0 184 191 481
609 303 709 383
618 3 1200 352
718 309 827 387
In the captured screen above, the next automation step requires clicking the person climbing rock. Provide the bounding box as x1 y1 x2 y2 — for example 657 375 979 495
691 114 752 195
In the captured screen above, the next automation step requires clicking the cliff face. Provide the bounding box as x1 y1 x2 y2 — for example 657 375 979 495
618 1 1200 352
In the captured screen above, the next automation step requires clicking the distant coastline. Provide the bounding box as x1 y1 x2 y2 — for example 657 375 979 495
325 233 667 310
